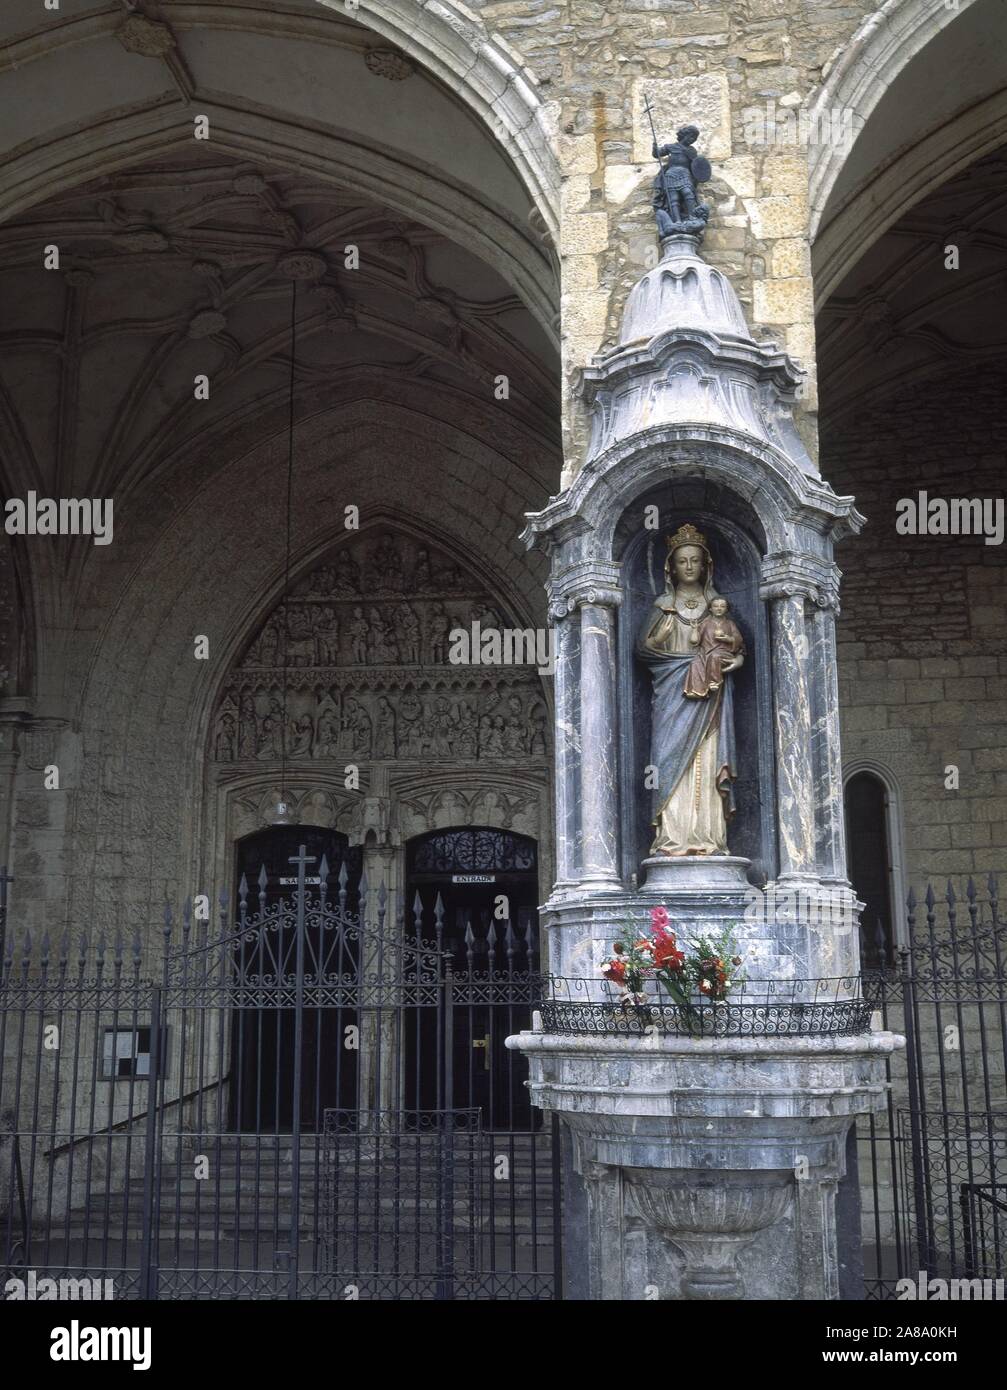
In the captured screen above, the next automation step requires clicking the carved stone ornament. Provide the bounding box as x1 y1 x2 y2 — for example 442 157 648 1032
364 48 415 82
626 1170 791 1299
20 726 61 771
188 310 227 340
232 173 268 197
116 16 176 58
276 251 328 282
759 553 842 612
210 528 549 767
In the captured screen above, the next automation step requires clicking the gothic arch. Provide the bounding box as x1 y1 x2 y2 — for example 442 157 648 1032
316 0 560 241
1 104 556 344
203 519 552 883
0 6 558 337
809 0 1002 305
812 91 1007 310
808 0 985 239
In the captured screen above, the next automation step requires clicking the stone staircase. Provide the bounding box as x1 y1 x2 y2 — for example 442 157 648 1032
44 1131 556 1248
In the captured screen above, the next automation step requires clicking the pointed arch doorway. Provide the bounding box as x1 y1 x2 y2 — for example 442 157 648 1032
405 826 541 1132
229 824 363 1132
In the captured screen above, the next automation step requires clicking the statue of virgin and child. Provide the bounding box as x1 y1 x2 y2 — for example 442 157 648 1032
637 523 745 857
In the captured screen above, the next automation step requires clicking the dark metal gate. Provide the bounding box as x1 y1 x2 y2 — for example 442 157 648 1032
0 848 561 1299
861 875 1007 1297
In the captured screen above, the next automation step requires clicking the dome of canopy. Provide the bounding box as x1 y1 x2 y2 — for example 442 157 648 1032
619 233 751 346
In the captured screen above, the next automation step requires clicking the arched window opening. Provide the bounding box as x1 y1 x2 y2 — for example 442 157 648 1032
844 771 898 971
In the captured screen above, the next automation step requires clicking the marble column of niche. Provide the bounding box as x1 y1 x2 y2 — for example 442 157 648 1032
577 589 622 890
763 581 818 881
807 585 847 882
547 593 577 888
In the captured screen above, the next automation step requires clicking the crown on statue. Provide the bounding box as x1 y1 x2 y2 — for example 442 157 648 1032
665 523 708 554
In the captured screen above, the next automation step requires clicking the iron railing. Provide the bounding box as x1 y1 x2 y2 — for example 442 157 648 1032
539 974 873 1037
859 874 1007 1299
0 851 561 1300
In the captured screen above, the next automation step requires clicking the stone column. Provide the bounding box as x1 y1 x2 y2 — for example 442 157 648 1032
578 596 620 889
807 585 847 882
761 565 819 881
352 783 401 1117
547 563 623 895
547 593 577 888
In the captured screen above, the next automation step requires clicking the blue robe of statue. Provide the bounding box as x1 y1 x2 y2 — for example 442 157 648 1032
638 602 739 854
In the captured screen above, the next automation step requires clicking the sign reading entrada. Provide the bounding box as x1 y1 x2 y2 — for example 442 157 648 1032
4 492 113 545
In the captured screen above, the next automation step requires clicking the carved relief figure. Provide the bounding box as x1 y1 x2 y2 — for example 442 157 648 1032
426 602 449 663
315 701 341 756
431 695 457 756
238 690 258 759
399 605 421 664
286 607 316 667
374 695 397 757
288 711 315 757
332 549 360 595
257 699 285 759
411 548 432 591
349 606 369 664
316 607 340 665
456 701 478 758
214 711 236 761
529 709 547 755
340 697 372 755
369 608 399 663
399 689 422 724
473 601 502 632
370 536 404 592
247 617 281 669
504 694 526 756
637 524 743 856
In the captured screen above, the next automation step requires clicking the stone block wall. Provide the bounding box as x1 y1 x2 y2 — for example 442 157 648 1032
464 0 879 467
825 365 1007 889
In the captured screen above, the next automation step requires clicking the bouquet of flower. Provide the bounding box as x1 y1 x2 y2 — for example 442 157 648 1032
601 908 743 1022
600 935 654 1007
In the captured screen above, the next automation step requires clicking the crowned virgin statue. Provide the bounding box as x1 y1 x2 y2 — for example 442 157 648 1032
637 524 745 856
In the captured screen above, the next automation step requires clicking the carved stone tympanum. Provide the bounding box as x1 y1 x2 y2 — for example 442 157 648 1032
210 529 548 766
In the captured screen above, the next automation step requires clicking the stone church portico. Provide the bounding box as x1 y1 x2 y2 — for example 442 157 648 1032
1 0 1004 1305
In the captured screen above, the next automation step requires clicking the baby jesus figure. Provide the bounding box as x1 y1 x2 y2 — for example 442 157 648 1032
683 597 745 699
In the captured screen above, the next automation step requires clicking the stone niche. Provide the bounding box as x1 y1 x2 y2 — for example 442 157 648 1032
614 488 775 883
522 234 868 985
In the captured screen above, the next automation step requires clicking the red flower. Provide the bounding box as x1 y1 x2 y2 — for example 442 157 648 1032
650 906 670 931
602 959 627 984
652 935 685 971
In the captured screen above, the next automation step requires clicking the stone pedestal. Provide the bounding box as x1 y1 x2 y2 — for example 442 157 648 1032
507 1029 901 1300
641 854 750 891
